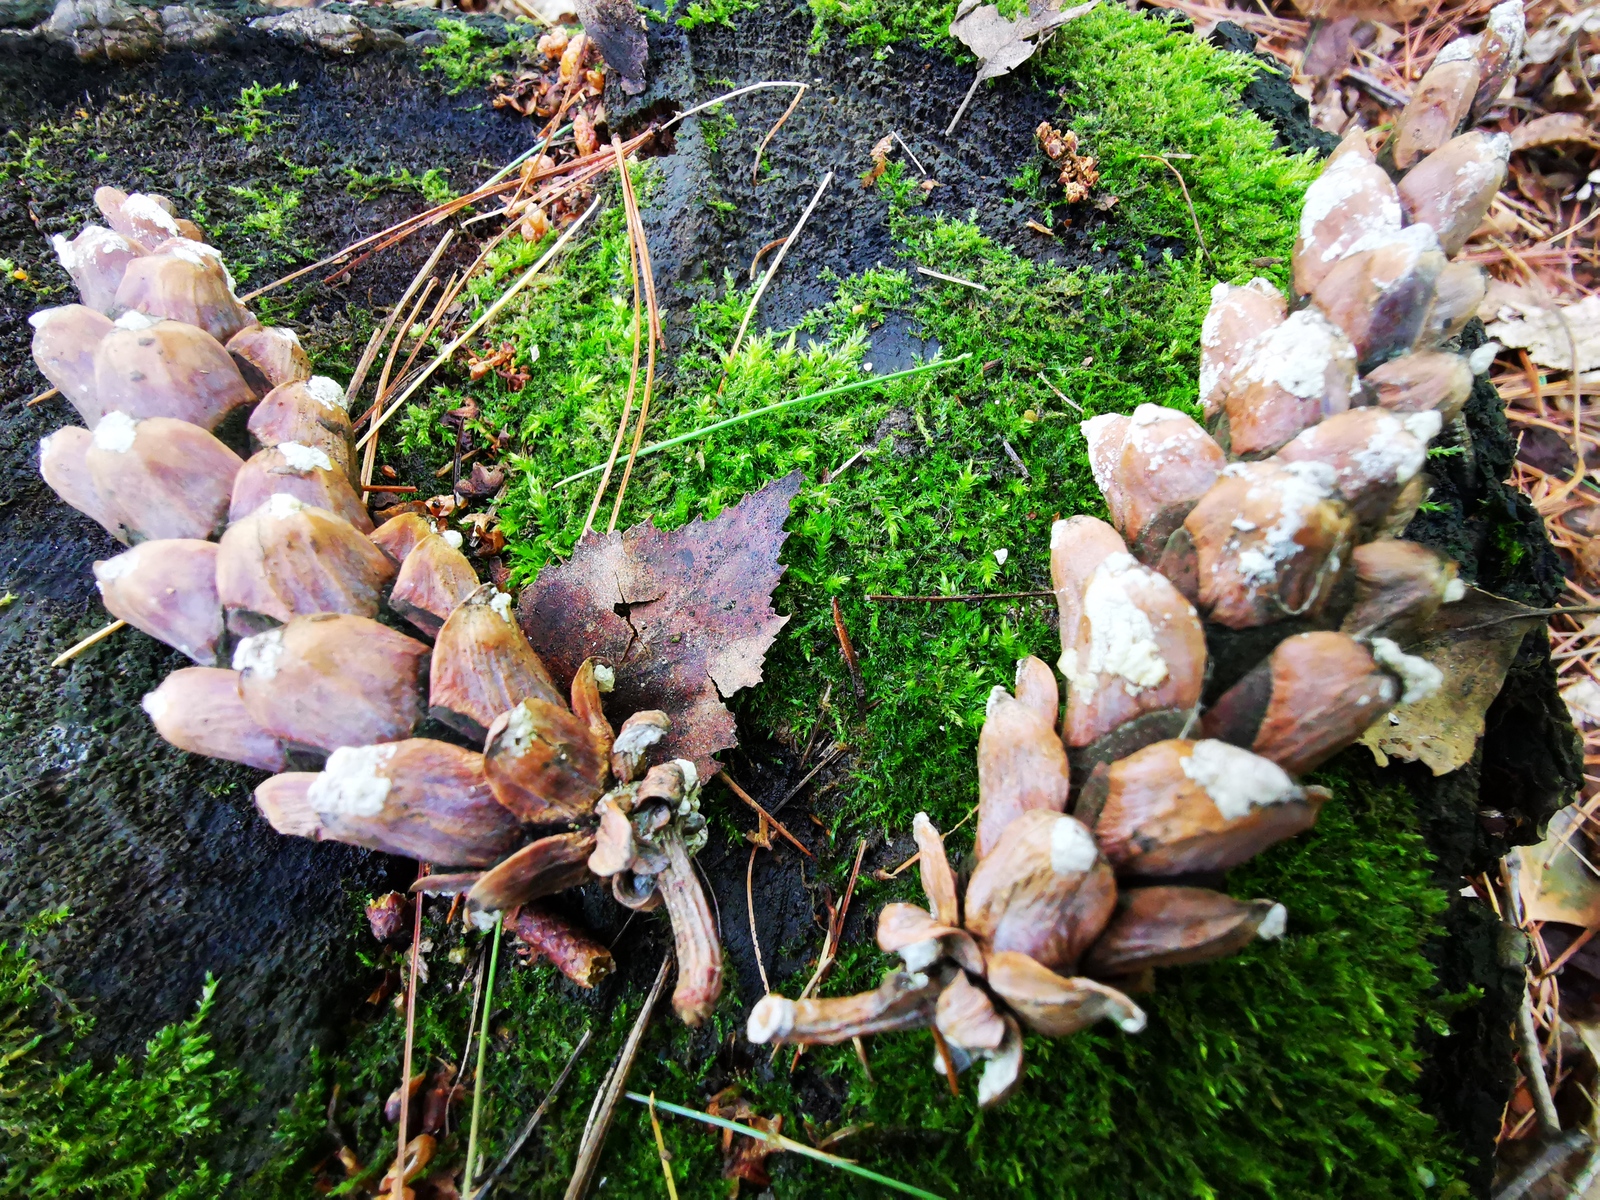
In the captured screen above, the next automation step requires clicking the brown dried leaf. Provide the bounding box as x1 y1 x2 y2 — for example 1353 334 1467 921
517 472 802 774
950 0 1099 83
706 1086 783 1187
1357 587 1543 776
1510 112 1600 152
1511 805 1600 927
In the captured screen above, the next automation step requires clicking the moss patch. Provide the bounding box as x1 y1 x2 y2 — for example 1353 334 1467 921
262 6 1477 1197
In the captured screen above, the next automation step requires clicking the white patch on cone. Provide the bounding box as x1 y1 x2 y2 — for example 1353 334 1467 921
746 994 795 1042
1065 554 1169 694
92 410 139 453
113 310 159 331
277 441 332 473
309 744 396 817
265 492 305 520
1444 578 1466 602
612 718 665 757
489 590 513 622
94 551 137 583
305 375 348 411
123 194 180 236
1049 815 1097 875
233 628 285 679
1257 903 1288 941
1371 637 1444 703
1181 740 1298 820
442 530 464 549
140 688 169 722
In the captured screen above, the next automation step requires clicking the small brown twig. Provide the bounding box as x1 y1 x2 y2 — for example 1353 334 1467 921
867 590 1055 603
874 804 978 880
788 838 869 1071
564 954 672 1200
25 387 59 408
362 485 418 494
797 682 833 771
748 236 789 282
751 84 807 185
1137 154 1212 270
1035 370 1082 413
831 598 866 706
929 1024 961 1098
719 774 813 858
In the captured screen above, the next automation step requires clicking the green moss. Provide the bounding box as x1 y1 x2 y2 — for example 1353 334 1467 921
677 0 761 31
344 164 458 206
419 19 518 95
266 7 1469 1196
0 930 239 1198
206 81 299 145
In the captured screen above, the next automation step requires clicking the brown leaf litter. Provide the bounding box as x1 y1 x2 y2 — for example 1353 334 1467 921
516 470 804 775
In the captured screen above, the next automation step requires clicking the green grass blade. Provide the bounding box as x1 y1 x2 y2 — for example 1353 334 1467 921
624 1092 945 1200
553 354 970 488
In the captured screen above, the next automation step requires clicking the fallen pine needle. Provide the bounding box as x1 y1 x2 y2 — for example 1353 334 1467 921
555 356 968 488
355 197 601 453
469 1027 593 1200
394 870 428 1200
916 266 988 292
747 846 770 995
929 1024 960 1098
624 1093 946 1200
25 387 59 407
1137 154 1212 270
751 84 807 185
582 136 648 540
832 597 865 705
878 805 978 880
606 137 663 535
51 619 126 667
789 838 868 1071
565 954 673 1200
867 590 1055 602
648 1092 680 1200
769 741 848 817
719 774 812 857
728 171 834 364
461 911 505 1196
662 81 807 132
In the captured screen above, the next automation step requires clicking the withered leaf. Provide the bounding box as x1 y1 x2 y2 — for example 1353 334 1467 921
1358 587 1544 776
945 0 1100 134
517 471 802 775
1511 805 1600 927
706 1086 783 1187
573 0 648 95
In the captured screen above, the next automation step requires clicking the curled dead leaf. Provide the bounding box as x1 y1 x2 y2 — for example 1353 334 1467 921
1357 587 1544 776
945 0 1101 134
517 471 802 775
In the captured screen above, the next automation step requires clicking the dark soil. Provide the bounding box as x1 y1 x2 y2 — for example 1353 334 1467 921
0 5 1578 1191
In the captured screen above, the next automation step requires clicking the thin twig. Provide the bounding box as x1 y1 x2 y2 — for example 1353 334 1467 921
25 387 59 408
1519 980 1562 1139
867 590 1055 602
355 199 600 453
916 265 988 292
582 138 647 540
394 873 427 1200
877 805 978 879
1137 154 1212 269
748 236 788 283
797 682 833 771
945 72 985 138
564 954 673 1200
719 774 813 857
751 84 807 185
832 598 865 705
662 82 808 132
625 1094 946 1200
769 742 848 817
364 277 440 493
469 1028 593 1200
929 1024 961 1098
607 143 662 535
1035 370 1082 412
554 356 968 488
747 846 770 995
462 912 505 1196
891 130 927 176
51 619 125 667
727 172 834 364
789 838 868 1071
